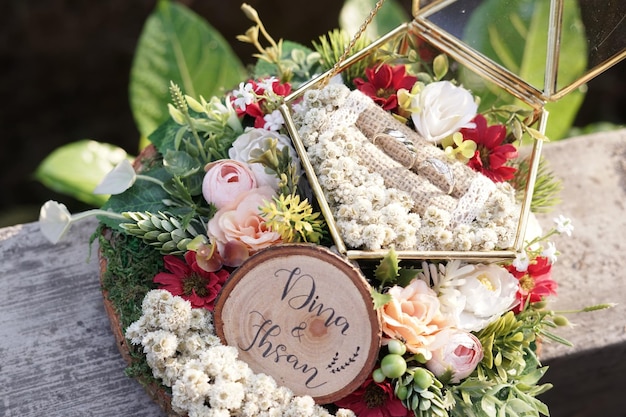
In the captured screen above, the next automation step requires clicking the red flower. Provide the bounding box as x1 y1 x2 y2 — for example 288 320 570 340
153 252 229 311
354 64 417 112
334 378 410 417
232 78 291 128
460 114 518 182
507 256 557 313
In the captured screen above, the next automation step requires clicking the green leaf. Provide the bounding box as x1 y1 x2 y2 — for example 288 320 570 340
34 140 131 206
460 0 587 139
129 0 246 139
339 0 409 40
163 149 200 177
100 166 172 230
374 247 399 285
371 288 392 309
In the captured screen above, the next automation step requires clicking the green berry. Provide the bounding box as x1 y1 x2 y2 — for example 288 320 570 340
412 367 433 390
380 354 407 379
372 368 386 383
387 339 407 356
396 385 409 400
553 315 570 326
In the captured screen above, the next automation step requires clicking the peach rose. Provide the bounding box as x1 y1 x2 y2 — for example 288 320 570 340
381 279 451 360
202 160 257 210
426 329 483 383
207 186 281 265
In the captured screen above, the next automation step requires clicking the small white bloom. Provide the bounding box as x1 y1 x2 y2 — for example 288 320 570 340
554 214 574 236
207 380 245 410
232 82 255 111
542 241 558 264
263 110 285 131
93 159 136 195
256 76 278 92
39 200 72 244
512 251 530 272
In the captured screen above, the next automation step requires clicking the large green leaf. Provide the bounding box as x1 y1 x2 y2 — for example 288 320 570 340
339 0 409 41
34 140 131 206
461 0 587 139
129 0 246 139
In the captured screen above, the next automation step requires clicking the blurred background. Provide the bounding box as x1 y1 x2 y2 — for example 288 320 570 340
1 0 625 227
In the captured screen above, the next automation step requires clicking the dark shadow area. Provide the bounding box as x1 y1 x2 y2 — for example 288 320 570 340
541 342 626 417
1 0 624 227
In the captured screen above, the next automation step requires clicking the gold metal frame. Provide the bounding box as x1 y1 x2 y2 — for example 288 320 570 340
412 0 626 102
279 21 549 262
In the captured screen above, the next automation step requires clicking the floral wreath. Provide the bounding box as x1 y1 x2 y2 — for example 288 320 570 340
38 4 612 417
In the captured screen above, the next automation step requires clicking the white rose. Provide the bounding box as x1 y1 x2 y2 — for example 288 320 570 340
228 127 300 189
410 81 477 144
456 264 519 332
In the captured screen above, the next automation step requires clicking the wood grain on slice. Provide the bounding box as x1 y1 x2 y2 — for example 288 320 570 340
214 244 381 404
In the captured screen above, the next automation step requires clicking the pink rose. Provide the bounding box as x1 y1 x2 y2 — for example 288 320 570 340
381 279 451 360
202 160 257 210
207 186 282 265
426 329 483 383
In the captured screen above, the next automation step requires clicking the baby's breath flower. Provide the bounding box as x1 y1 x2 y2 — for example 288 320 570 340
542 241 558 264
554 214 574 236
232 82 255 111
263 109 285 131
513 251 530 272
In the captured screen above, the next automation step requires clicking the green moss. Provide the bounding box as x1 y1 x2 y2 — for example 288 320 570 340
97 225 165 386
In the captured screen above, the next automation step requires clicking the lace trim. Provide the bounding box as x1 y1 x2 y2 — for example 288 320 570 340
452 175 496 225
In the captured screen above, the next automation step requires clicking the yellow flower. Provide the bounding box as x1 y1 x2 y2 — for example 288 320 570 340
442 132 477 164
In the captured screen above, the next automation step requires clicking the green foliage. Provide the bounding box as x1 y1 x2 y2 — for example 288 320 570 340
120 211 206 255
511 156 563 213
444 308 560 417
35 140 131 206
460 0 587 139
253 40 324 87
99 166 171 230
374 247 400 287
371 288 392 309
312 29 377 87
339 0 409 41
129 0 246 139
396 370 449 417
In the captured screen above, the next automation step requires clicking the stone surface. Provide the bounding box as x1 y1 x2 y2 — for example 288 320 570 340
533 129 626 417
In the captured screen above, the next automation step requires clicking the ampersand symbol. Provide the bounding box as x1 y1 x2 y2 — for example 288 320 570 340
291 322 307 342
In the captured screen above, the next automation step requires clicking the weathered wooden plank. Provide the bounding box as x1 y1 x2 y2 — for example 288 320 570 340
0 218 166 417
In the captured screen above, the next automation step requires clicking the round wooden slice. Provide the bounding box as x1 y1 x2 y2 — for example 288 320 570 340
214 244 381 404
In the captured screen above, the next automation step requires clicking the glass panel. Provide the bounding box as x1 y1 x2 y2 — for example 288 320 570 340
416 0 626 99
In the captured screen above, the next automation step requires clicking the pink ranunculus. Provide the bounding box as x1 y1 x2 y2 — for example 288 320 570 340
426 329 483 383
202 159 257 210
207 186 282 266
380 279 451 361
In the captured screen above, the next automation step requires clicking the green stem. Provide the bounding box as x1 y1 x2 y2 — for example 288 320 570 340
136 174 165 188
72 209 127 222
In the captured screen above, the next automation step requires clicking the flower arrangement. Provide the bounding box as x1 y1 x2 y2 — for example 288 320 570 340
38 3 612 417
